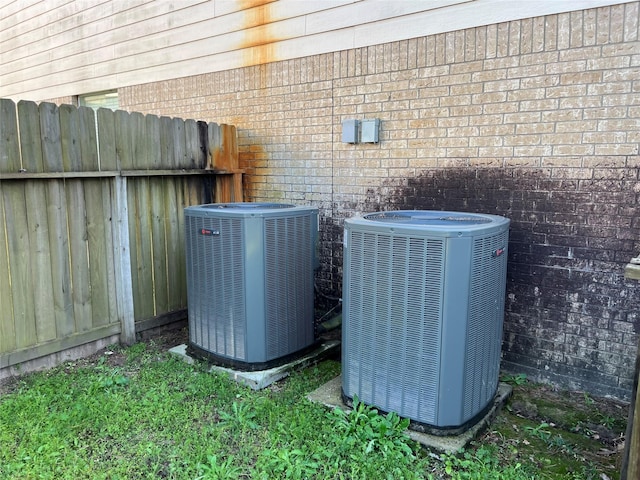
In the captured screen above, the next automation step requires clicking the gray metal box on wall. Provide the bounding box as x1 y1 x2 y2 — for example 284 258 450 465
184 202 318 370
342 210 510 432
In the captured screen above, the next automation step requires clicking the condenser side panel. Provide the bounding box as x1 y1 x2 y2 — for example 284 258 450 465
343 229 445 425
263 213 315 361
185 214 247 361
463 229 509 420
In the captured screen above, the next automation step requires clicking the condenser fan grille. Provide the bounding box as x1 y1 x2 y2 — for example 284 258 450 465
464 229 509 418
344 231 445 424
264 215 314 359
185 215 246 360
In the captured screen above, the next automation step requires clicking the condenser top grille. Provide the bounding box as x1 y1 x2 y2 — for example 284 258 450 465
364 211 493 226
348 210 509 239
200 203 295 211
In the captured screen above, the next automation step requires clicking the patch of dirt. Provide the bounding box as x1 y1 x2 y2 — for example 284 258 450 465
136 321 189 350
508 383 628 448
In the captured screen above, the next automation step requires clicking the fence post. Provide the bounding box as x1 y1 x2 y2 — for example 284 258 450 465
112 175 136 345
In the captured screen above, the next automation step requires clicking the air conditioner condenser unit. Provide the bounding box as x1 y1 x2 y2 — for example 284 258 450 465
342 210 510 433
184 202 318 370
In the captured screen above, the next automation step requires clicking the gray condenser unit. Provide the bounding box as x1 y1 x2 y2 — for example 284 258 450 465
342 210 510 433
184 202 318 370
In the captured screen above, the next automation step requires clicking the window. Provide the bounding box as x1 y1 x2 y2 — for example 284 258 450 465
78 90 118 111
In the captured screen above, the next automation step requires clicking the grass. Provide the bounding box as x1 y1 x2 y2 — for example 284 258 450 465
0 333 628 479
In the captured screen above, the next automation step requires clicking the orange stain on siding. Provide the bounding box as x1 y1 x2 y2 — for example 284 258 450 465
240 1 280 67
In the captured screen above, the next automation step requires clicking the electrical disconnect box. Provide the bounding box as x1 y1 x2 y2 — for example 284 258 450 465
360 119 380 143
342 119 359 143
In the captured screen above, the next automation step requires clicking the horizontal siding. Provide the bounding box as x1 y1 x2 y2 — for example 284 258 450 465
0 0 631 102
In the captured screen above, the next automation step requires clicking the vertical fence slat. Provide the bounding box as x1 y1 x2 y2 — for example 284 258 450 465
86 179 111 328
150 177 169 314
176 178 188 306
160 116 173 169
24 179 56 343
166 119 186 309
18 101 43 173
40 103 63 173
3 184 36 348
131 112 146 170
46 179 75 337
145 114 161 170
41 103 75 337
80 105 108 328
206 122 220 171
79 106 99 171
172 117 186 168
60 104 93 333
60 104 82 171
0 188 16 354
0 99 20 173
116 110 133 170
130 178 158 320
78 108 103 327
95 108 120 328
185 119 206 169
66 179 93 332
21 97 56 342
165 177 181 311
1 100 20 353
103 181 118 326
223 124 239 171
97 108 117 171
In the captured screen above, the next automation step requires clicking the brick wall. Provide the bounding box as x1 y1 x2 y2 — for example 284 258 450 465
120 2 640 399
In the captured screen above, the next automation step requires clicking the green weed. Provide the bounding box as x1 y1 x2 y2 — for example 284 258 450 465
218 400 259 430
330 394 415 460
501 373 528 386
195 454 243 480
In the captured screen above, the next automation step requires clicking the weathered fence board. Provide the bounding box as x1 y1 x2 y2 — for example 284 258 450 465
0 99 20 172
18 101 43 173
3 183 36 348
146 114 162 170
0 98 242 374
85 178 112 328
97 108 117 170
131 178 155 320
25 178 56 343
165 178 182 312
0 191 15 354
150 177 169 314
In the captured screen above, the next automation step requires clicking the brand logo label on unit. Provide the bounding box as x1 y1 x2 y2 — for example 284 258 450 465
492 247 505 258
199 228 220 236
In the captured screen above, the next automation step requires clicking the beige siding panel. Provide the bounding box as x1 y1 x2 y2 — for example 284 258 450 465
1 16 306 90
213 0 277 17
1 0 337 70
304 0 470 35
0 0 56 30
1 0 145 48
0 0 630 101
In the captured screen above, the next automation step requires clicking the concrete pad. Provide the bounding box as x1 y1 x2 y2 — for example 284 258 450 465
307 375 512 453
169 340 340 390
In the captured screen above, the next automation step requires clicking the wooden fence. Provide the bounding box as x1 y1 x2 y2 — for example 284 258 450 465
0 98 242 372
